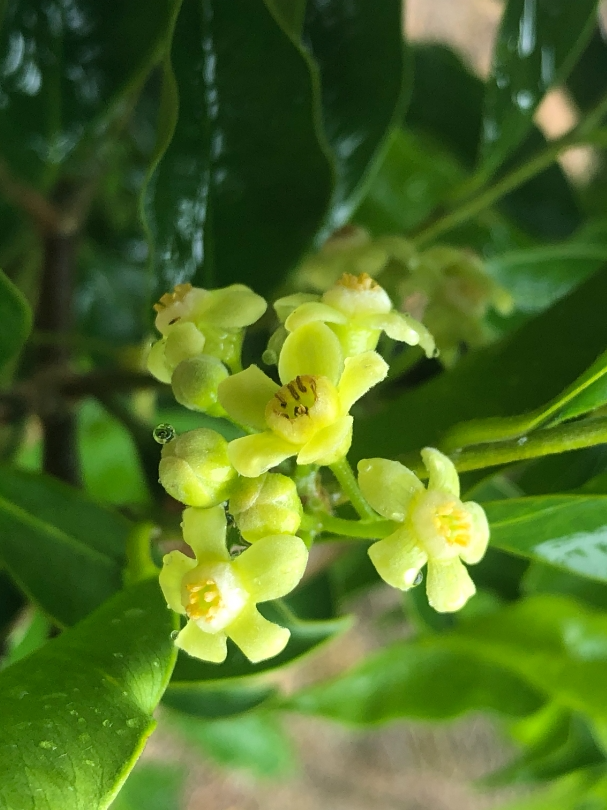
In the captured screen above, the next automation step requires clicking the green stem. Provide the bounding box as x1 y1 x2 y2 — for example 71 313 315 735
329 458 378 520
412 127 607 249
404 416 607 478
301 512 396 540
124 522 159 586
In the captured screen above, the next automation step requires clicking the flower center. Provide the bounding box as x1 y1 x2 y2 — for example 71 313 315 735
265 375 339 445
185 579 223 621
433 501 472 547
153 283 193 315
336 272 379 292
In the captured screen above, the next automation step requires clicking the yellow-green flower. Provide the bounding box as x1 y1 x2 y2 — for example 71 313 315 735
147 282 267 381
273 272 435 359
229 472 302 543
159 505 308 663
218 322 388 477
358 448 489 612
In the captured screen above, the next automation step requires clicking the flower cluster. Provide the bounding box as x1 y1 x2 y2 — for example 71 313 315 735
152 273 490 665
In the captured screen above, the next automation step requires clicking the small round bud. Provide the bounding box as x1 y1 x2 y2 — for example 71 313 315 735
171 355 229 414
159 428 237 507
229 472 302 543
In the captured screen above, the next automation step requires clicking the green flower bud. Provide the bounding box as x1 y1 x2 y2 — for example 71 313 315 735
171 355 229 415
159 428 237 507
229 473 303 543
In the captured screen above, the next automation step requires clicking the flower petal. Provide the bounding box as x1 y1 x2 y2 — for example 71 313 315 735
233 534 308 602
146 338 172 383
422 447 460 497
274 293 319 323
228 432 298 478
218 365 279 430
357 458 423 521
368 528 427 590
284 302 347 333
297 414 353 466
426 558 476 613
159 550 197 614
175 620 228 663
337 351 389 412
227 604 290 663
201 284 267 328
278 322 343 385
459 502 490 565
368 311 436 358
181 505 230 562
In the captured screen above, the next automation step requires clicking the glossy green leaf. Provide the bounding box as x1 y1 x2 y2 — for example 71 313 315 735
0 0 180 187
166 709 295 778
0 268 31 375
163 682 275 719
524 562 607 612
567 28 607 113
111 763 185 810
285 637 543 724
453 595 607 721
303 0 405 232
497 769 607 810
0 578 177 809
351 268 607 461
145 0 333 295
353 127 463 235
2 607 49 669
486 495 607 584
0 569 25 639
480 0 599 175
0 467 130 626
171 601 351 683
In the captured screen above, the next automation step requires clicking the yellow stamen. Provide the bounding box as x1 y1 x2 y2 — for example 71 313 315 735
153 283 193 313
185 578 223 621
336 272 379 292
433 501 472 547
269 375 318 422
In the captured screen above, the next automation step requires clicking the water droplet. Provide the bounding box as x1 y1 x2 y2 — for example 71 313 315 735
78 733 90 743
517 436 528 445
126 718 139 729
69 710 78 717
153 423 176 445
515 89 534 111
85 760 95 766
518 0 536 57
170 630 179 640
116 729 127 736
102 719 112 728
112 652 123 659
413 571 424 587
39 741 56 751
77 717 86 726
431 347 440 359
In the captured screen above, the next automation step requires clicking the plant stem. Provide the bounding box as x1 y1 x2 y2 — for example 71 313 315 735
404 416 607 478
329 458 378 520
412 127 607 249
301 512 396 539
123 522 159 586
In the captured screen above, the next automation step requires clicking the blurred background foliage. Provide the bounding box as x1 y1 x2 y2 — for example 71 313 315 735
3 0 607 808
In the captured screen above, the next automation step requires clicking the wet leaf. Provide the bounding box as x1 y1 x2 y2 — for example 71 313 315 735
0 269 31 375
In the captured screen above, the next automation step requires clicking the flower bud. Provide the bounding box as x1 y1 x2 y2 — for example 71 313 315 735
159 428 237 507
171 355 229 415
229 473 303 543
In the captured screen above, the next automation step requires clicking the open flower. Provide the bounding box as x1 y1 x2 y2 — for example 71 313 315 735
358 448 489 612
218 322 388 477
147 282 267 381
273 272 435 359
159 505 308 663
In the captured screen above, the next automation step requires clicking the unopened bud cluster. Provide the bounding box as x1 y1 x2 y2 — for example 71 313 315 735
152 269 490 664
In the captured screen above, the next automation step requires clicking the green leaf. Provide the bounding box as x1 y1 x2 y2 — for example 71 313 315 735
145 0 333 296
0 0 180 187
0 467 130 626
0 578 176 809
165 709 296 778
480 0 599 175
351 267 607 461
162 682 275 719
486 495 607 584
524 562 607 610
453 595 607 722
303 0 405 231
2 607 49 669
111 763 185 810
496 769 607 810
0 569 25 638
0 268 31 375
285 637 543 724
171 601 351 683
567 28 607 113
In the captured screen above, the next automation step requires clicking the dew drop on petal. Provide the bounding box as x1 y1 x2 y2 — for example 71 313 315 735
153 423 176 445
413 571 424 586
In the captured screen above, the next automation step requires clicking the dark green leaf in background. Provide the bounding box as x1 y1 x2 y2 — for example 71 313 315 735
0 268 31 375
303 0 405 233
0 578 176 810
0 0 180 188
145 0 334 296
486 495 607 584
163 681 275 719
111 762 185 810
480 0 599 175
0 467 130 626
